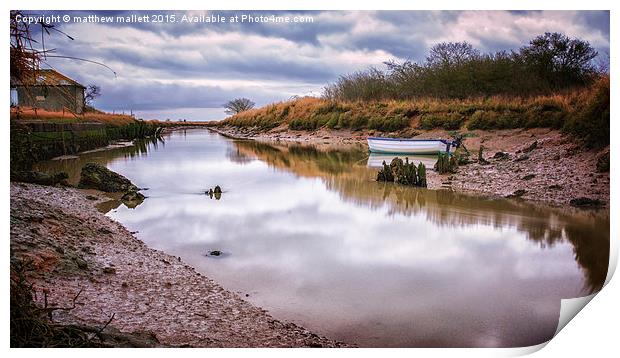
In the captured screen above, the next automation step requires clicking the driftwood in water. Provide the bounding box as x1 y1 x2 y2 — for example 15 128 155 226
376 161 394 182
205 185 223 200
377 157 427 188
434 152 458 174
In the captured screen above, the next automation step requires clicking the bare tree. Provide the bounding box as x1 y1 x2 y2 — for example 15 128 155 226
84 84 101 105
426 42 480 67
223 98 255 115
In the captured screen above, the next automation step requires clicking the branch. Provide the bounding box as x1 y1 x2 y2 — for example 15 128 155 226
45 55 117 77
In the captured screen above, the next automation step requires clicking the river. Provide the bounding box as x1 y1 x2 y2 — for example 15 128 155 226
34 128 610 347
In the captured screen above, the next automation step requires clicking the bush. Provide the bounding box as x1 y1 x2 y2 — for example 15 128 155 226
316 102 351 115
563 77 610 148
467 110 524 130
467 110 495 130
337 112 352 128
325 113 341 129
368 114 410 132
323 32 598 101
419 113 464 130
350 115 368 130
524 99 567 128
289 117 315 130
289 114 331 130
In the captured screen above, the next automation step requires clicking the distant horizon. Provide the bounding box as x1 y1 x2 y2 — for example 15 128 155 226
131 107 229 122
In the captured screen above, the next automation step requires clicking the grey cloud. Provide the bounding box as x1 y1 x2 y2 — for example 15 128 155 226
91 80 276 110
21 10 610 115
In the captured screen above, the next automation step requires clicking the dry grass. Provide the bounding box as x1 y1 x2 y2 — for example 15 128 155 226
9 107 219 128
221 85 592 132
220 79 608 147
11 107 137 126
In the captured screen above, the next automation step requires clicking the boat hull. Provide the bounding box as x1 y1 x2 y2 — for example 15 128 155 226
367 137 451 154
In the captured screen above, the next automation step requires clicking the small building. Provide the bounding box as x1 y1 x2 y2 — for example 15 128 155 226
11 69 86 114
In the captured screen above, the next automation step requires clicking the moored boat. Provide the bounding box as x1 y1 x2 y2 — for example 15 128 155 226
367 137 454 154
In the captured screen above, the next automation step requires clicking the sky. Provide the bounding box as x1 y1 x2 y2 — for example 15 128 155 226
23 10 610 121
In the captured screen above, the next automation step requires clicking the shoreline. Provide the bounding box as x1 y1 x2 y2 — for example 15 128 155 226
10 182 349 347
210 125 610 208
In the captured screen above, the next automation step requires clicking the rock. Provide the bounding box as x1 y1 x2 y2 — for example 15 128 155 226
515 155 529 162
79 163 138 193
521 174 536 180
523 141 538 153
74 257 88 269
122 191 144 201
213 186 222 194
121 191 145 209
11 171 69 186
85 195 99 201
493 152 510 160
569 197 604 208
27 214 44 223
596 151 610 173
548 184 563 190
208 250 222 256
506 189 526 198
99 227 113 234
103 267 116 274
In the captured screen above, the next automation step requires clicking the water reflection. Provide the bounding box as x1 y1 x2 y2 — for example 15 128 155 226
33 129 610 347
34 135 164 186
234 140 609 294
367 153 438 169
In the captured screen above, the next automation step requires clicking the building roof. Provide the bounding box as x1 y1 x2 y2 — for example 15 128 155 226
12 69 85 88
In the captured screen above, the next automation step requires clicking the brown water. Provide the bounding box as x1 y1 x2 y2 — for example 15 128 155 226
34 128 610 348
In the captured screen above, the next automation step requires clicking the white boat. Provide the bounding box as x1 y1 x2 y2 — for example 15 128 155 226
367 137 454 154
367 153 438 168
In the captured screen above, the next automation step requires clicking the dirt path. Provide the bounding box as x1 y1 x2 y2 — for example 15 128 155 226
10 183 349 347
212 125 609 207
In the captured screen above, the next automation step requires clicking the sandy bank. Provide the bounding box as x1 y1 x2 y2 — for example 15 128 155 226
10 183 349 347
211 125 609 207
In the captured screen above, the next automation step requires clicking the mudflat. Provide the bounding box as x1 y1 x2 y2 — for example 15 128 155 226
10 182 348 347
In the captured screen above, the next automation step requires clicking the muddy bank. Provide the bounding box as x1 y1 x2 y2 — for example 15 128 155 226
10 183 349 347
211 125 609 207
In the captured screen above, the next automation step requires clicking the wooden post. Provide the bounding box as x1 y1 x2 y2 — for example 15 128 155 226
61 124 66 155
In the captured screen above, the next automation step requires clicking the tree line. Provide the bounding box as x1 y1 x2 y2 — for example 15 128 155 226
323 32 603 101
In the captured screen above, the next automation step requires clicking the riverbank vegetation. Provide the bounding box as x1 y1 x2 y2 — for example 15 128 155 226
10 107 167 172
220 32 609 149
11 106 138 126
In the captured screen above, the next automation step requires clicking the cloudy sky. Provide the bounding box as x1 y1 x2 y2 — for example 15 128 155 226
28 10 609 121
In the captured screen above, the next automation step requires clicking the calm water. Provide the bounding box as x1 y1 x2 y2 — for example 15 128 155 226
35 128 610 347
